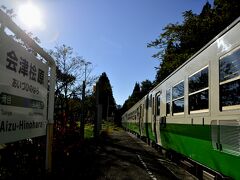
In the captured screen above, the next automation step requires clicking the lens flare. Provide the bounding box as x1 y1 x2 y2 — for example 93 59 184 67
18 2 44 29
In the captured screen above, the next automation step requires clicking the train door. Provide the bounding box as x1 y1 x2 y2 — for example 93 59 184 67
152 95 157 142
145 94 152 140
148 94 152 137
139 104 144 137
155 92 162 145
145 95 149 139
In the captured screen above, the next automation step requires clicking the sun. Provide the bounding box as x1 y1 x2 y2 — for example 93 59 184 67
18 2 44 29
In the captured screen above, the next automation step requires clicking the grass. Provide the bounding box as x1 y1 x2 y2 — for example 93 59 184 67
84 121 122 139
84 123 94 139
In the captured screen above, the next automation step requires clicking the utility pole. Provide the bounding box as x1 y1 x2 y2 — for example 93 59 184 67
80 61 91 140
94 81 102 138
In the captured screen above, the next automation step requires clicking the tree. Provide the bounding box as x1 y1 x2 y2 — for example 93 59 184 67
49 44 96 137
148 1 240 83
140 79 153 98
98 72 116 121
131 82 141 101
121 82 141 114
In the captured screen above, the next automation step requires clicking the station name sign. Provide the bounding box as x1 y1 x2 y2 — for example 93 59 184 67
0 31 48 144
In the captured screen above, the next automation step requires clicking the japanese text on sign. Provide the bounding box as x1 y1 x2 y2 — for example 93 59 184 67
6 51 45 85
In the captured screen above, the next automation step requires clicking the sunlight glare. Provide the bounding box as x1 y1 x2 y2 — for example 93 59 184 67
18 2 44 29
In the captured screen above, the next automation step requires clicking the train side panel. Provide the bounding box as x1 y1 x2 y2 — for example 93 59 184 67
122 17 240 180
157 19 240 179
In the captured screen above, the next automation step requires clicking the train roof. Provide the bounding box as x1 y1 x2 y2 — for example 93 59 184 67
149 16 240 93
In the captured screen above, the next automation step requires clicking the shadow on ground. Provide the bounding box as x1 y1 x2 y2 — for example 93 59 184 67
0 128 178 180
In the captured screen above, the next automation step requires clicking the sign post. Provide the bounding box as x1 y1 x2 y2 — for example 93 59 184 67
0 9 56 172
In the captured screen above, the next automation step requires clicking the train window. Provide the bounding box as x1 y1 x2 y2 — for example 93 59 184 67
189 66 209 113
172 81 184 115
173 98 184 114
219 47 240 110
173 81 184 99
166 89 171 116
156 94 161 116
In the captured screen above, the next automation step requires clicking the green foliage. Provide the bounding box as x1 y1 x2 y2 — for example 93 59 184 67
121 80 153 115
140 80 154 97
50 44 97 141
122 82 140 112
98 72 117 121
148 0 240 83
84 123 94 139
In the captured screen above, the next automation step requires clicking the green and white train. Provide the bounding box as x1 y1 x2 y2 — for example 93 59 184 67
122 17 240 179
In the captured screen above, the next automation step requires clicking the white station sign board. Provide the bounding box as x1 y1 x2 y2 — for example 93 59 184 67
0 31 48 144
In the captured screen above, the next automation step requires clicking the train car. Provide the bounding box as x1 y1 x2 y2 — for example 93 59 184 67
122 96 146 137
122 16 240 179
122 94 158 142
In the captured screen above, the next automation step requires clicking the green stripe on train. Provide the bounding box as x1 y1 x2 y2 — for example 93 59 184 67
125 122 156 142
126 122 140 134
145 123 156 142
160 124 240 180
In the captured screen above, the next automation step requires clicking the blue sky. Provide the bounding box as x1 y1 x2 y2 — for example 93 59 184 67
2 0 213 105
